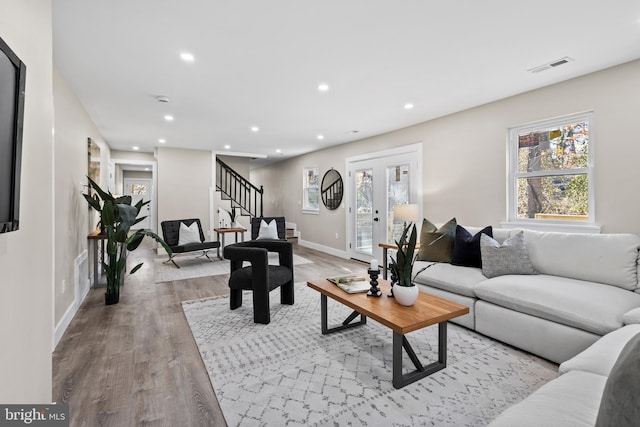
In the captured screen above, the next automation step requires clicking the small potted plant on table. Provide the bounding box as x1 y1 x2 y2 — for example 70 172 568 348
390 223 419 306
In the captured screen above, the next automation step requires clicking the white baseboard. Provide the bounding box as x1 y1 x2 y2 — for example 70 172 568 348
298 238 348 259
54 301 77 349
53 250 90 350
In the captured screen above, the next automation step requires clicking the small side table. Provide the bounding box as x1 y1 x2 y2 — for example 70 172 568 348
378 242 422 280
215 227 247 258
88 229 107 288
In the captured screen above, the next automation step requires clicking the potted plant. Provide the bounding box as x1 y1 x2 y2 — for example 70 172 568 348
83 177 172 305
389 223 432 306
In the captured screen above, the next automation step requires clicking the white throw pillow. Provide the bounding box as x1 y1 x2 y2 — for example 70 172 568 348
178 221 201 245
257 219 279 240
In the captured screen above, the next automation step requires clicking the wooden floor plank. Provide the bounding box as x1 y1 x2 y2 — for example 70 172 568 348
52 239 367 426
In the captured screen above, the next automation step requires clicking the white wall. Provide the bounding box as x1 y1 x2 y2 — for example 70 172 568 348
52 67 109 341
253 59 640 256
0 0 54 403
157 147 213 237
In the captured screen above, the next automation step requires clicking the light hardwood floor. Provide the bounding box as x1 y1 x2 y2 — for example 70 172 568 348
52 239 366 426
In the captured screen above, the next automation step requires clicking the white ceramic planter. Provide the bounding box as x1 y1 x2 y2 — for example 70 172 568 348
393 284 418 306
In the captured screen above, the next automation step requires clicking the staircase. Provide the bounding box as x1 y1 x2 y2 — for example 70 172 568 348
216 158 263 219
216 158 299 244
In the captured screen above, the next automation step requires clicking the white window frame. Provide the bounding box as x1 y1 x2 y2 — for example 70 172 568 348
505 111 598 233
302 166 319 214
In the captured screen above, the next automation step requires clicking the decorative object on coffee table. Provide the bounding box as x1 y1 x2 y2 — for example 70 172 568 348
390 222 418 305
367 259 382 297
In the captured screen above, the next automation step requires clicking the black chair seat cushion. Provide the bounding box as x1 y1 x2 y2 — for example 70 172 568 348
229 265 293 291
170 241 220 253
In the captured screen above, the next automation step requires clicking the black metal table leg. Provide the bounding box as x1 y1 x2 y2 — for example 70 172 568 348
320 294 366 335
392 321 448 389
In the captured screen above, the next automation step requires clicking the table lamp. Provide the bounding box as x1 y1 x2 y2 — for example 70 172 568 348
394 203 419 228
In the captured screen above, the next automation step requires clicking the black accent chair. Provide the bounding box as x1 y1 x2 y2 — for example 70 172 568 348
160 218 221 268
224 239 294 324
250 216 286 240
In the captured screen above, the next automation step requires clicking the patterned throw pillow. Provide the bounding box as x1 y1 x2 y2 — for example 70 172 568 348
416 218 457 263
451 225 493 268
480 231 535 278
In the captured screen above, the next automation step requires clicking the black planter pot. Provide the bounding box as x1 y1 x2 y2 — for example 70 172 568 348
105 292 120 305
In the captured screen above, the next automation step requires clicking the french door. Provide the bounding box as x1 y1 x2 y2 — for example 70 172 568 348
347 145 422 263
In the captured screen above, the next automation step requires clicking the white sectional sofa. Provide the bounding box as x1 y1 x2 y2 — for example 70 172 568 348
412 227 640 364
488 324 640 426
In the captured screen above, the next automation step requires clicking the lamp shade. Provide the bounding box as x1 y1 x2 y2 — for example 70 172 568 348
394 203 419 223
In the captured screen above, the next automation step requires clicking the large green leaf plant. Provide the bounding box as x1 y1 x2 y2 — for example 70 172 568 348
83 177 172 297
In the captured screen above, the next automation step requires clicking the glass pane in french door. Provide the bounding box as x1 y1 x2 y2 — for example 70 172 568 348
386 164 410 243
355 168 373 255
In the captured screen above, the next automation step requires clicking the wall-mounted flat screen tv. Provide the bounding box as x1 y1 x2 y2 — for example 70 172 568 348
0 36 26 234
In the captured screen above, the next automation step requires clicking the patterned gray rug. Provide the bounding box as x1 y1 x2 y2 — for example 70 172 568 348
154 253 312 282
182 283 557 426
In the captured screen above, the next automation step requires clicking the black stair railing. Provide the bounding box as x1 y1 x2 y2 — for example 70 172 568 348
216 158 263 218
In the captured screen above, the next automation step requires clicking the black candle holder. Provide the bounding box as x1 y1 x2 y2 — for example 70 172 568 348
367 268 382 297
388 269 398 298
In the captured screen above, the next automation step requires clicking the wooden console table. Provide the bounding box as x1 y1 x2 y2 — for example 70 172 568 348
87 229 107 288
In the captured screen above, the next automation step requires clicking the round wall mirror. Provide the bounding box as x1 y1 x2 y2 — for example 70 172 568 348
321 169 343 210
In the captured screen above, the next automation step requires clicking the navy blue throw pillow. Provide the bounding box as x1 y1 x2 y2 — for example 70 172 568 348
451 225 493 268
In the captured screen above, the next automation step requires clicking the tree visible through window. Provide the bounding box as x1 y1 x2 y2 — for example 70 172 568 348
509 112 593 222
303 167 319 212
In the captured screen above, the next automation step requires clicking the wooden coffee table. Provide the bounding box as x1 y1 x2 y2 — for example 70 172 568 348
307 278 469 389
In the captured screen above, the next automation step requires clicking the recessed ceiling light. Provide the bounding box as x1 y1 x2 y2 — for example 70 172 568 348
276 149 282 153
317 83 329 92
158 138 166 143
224 144 231 150
404 103 414 110
317 134 324 140
251 126 259 132
180 52 195 62
164 115 174 121
132 146 139 151
144 168 149 171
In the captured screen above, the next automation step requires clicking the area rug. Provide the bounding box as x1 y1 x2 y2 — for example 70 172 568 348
154 253 312 283
182 283 558 426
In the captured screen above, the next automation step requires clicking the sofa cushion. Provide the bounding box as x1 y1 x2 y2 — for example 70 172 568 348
522 230 640 291
416 218 457 262
559 325 640 376
488 370 606 427
480 231 536 278
623 307 640 325
413 261 485 297
451 225 492 268
594 333 640 427
474 274 640 335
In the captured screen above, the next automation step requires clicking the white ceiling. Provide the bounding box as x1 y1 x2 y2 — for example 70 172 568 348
53 1 640 166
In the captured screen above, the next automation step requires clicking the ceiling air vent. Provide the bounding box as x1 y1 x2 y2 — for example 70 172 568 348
528 57 573 74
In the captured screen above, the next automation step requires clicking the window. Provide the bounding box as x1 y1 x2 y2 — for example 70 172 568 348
302 167 319 213
508 112 593 223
